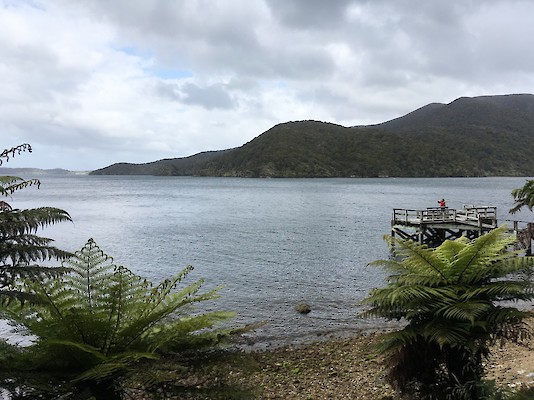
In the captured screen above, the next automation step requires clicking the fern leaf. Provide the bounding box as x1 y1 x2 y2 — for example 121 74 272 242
388 237 448 279
0 176 41 196
73 352 158 383
453 226 514 282
0 144 32 165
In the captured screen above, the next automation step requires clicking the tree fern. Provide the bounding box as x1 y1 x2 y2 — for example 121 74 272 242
0 144 72 303
361 226 534 399
0 238 237 397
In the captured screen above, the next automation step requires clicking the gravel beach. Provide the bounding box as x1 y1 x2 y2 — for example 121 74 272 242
127 322 534 399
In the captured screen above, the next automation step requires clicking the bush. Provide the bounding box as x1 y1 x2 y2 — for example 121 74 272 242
0 239 236 399
361 226 534 399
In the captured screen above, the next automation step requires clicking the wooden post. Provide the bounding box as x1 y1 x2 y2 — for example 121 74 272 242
528 223 534 256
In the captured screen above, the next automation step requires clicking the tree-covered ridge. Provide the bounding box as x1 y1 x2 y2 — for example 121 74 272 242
91 94 534 177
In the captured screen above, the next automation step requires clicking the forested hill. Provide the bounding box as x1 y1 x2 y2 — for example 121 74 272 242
91 93 534 177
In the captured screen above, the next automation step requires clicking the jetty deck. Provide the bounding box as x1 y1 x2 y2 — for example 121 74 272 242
392 205 533 253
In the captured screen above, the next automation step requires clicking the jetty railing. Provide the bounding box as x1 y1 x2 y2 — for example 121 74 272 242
392 206 497 226
500 219 534 254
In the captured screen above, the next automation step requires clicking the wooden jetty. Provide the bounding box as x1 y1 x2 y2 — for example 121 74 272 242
392 206 534 254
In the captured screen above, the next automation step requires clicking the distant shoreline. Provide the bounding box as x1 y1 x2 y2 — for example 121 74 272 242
0 167 89 176
3 168 533 180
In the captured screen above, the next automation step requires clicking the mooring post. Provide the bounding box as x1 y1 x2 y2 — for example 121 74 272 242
528 223 534 256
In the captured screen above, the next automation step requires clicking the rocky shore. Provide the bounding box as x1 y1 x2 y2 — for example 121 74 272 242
128 324 534 399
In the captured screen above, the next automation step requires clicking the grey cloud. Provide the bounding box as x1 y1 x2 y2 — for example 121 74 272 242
154 81 235 110
0 43 86 103
265 0 353 29
78 0 267 65
181 83 235 110
153 81 181 101
67 1 338 80
62 0 534 87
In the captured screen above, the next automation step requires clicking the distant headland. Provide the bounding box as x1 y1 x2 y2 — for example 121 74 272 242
89 93 534 178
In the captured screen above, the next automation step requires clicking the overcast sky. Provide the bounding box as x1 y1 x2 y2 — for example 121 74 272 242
2 0 534 170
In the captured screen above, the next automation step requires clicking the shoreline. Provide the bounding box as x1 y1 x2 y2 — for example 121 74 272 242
127 323 534 399
231 319 404 352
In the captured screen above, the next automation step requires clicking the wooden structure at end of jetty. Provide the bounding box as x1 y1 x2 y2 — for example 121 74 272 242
392 205 534 254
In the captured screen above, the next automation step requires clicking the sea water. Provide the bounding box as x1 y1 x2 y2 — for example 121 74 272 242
1 176 532 348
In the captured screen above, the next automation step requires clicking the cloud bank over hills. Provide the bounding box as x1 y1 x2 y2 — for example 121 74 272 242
2 1 534 170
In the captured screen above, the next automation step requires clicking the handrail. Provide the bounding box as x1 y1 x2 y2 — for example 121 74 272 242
392 206 498 226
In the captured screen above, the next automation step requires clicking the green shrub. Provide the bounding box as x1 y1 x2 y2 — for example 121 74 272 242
361 226 534 399
0 239 236 398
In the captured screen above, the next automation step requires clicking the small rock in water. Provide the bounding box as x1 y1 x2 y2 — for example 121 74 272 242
295 303 311 314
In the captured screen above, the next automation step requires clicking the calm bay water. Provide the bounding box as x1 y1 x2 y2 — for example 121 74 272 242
2 176 532 348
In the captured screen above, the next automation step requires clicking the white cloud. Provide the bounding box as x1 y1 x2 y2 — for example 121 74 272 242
2 0 534 170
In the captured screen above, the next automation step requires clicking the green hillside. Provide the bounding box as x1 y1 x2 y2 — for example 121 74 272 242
91 94 534 177
91 150 231 176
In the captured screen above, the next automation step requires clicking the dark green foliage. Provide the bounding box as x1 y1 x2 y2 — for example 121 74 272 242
0 239 236 398
510 179 534 214
91 149 232 176
507 387 534 400
0 144 72 303
361 226 534 399
92 94 534 177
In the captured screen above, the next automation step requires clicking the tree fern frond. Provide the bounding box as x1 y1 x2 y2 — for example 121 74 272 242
0 208 72 236
435 301 491 324
435 238 467 275
393 272 447 287
510 179 534 214
73 351 158 383
421 318 472 347
0 145 72 305
102 266 148 355
61 238 117 311
453 226 515 282
364 285 455 308
0 264 68 281
144 311 236 352
118 278 221 350
0 242 73 265
0 144 32 165
46 339 107 363
490 311 533 344
376 326 419 354
466 281 533 302
0 176 41 197
368 259 406 273
388 236 448 279
485 307 533 326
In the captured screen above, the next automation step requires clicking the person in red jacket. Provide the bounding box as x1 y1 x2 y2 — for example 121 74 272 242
438 198 446 208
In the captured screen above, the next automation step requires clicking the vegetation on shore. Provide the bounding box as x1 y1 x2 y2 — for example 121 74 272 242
361 226 534 399
91 94 534 178
0 145 240 399
510 179 534 214
0 144 72 304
